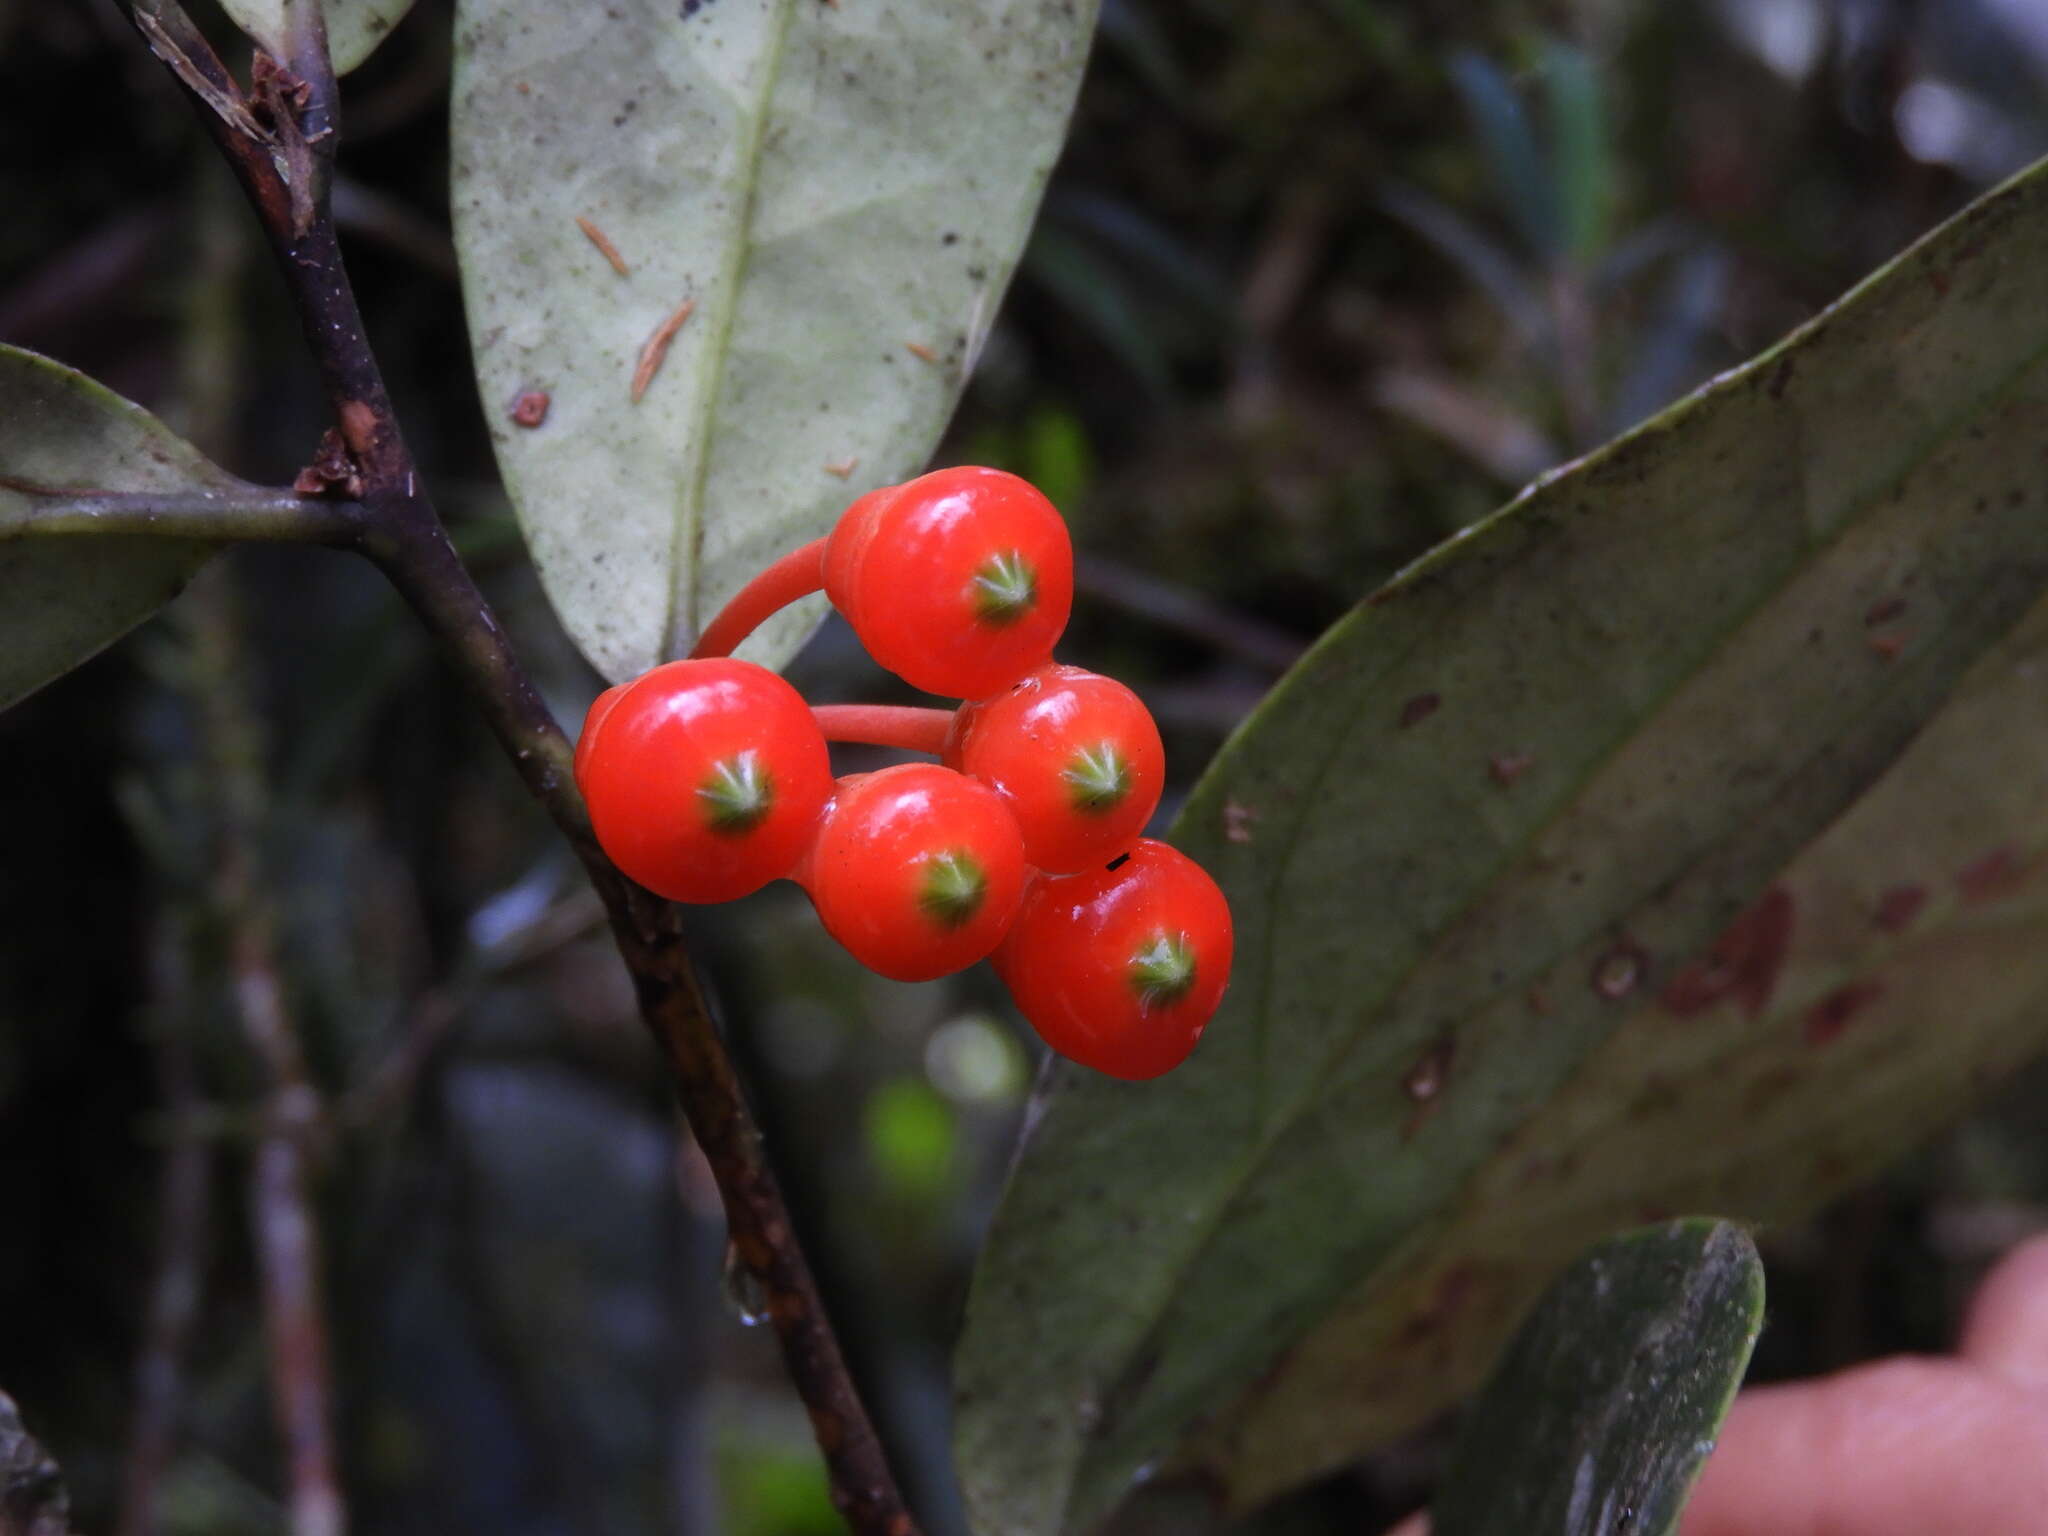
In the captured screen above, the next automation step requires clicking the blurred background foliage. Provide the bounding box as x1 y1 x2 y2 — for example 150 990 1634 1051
3 1 2048 1533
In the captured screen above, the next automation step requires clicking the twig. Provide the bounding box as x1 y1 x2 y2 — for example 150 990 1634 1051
117 922 216 1536
186 577 345 1536
336 888 606 1130
246 1133 343 1536
594 879 919 1536
1549 269 1601 451
0 207 171 347
117 7 925 1532
0 490 366 544
1367 366 1559 486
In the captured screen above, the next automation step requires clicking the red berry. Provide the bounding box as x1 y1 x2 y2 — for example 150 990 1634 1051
994 841 1232 1080
575 659 833 904
946 664 1165 874
823 466 1073 700
798 763 1028 982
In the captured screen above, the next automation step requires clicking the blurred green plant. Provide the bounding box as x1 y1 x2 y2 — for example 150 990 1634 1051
865 1079 960 1209
1381 41 1730 458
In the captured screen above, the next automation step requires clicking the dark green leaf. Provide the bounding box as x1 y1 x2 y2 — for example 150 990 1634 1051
0 346 241 711
1432 1220 1763 1536
954 157 2048 1533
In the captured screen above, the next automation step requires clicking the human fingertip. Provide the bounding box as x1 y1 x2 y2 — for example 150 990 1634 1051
1680 1357 2048 1536
1958 1232 2048 1397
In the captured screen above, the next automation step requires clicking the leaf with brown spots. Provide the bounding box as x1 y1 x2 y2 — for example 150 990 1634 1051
451 0 1097 680
1660 885 1795 1020
955 157 2048 1534
1875 883 1929 932
1398 692 1441 727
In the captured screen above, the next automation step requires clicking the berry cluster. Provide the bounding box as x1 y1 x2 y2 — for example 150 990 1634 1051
573 466 1232 1080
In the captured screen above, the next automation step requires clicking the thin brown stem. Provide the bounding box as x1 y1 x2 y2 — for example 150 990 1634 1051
117 923 215 1536
360 511 588 828
336 889 606 1130
117 7 923 1532
594 878 918 1536
1075 552 1303 674
187 577 345 1536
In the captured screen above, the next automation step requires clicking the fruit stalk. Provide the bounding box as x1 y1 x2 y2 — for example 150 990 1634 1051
690 536 829 658
812 703 955 755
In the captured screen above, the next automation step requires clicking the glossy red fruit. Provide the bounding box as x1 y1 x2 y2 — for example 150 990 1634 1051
575 659 833 904
946 663 1165 874
823 465 1073 700
798 763 1028 982
994 841 1232 1080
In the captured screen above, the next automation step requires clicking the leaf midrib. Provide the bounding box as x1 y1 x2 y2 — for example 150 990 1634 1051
666 0 800 656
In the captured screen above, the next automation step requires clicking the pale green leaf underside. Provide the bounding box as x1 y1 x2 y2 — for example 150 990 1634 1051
0 345 243 711
1432 1221 1763 1536
449 0 1097 683
214 0 417 75
953 158 2048 1534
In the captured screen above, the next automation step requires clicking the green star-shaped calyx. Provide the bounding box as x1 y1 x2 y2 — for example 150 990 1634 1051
916 850 988 929
1061 742 1132 814
969 550 1038 626
1128 932 1197 1008
697 750 775 835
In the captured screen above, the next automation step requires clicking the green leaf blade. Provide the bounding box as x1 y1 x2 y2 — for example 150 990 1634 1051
0 346 242 710
953 157 2048 1535
450 0 1098 683
1431 1220 1763 1536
